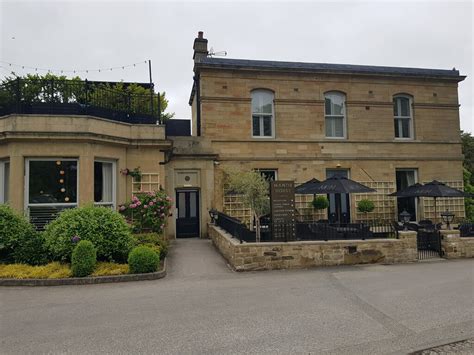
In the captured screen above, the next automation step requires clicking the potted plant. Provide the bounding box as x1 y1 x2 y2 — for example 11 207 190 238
357 199 375 217
312 196 329 210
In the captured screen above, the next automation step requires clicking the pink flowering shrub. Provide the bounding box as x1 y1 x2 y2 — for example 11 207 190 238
119 190 172 233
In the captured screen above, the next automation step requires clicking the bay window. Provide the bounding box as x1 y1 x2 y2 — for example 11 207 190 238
26 158 78 230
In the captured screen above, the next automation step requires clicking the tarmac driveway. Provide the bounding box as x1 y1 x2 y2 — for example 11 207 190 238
1 238 473 354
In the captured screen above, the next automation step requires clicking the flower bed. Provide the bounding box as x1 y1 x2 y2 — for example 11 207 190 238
0 261 166 279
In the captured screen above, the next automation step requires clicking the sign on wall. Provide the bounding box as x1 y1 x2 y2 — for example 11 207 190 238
270 181 296 240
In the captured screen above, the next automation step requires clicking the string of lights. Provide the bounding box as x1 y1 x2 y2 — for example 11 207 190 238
0 60 149 75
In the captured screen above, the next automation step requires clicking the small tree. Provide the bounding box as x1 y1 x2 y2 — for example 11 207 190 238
226 170 270 242
357 199 375 219
312 196 329 210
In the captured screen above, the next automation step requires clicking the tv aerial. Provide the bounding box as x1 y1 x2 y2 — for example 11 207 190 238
208 47 227 57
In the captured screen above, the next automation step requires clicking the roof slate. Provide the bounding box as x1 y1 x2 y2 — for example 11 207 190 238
198 57 463 79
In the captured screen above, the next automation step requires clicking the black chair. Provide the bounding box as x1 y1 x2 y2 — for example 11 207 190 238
392 221 404 231
419 219 433 226
418 219 435 232
407 223 419 231
458 223 474 237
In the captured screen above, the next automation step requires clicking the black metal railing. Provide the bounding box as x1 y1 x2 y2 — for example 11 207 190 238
215 211 257 243
0 78 162 124
214 211 397 243
270 220 397 242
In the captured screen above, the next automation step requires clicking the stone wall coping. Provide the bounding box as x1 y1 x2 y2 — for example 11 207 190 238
440 229 461 237
0 258 166 287
209 225 403 247
398 231 417 235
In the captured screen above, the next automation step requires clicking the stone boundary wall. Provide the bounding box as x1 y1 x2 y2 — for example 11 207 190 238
440 230 474 259
208 224 417 271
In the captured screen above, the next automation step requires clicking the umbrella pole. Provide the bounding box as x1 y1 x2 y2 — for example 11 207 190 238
434 197 437 224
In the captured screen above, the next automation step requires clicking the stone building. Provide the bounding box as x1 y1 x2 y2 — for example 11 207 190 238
166 32 466 238
0 31 467 239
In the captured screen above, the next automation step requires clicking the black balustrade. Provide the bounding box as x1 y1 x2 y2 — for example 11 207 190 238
0 78 162 124
213 211 397 243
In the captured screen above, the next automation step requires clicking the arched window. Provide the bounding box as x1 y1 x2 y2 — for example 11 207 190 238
251 90 274 138
393 95 413 139
324 92 346 138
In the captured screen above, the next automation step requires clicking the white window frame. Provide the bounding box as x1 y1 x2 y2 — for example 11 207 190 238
393 95 414 140
94 159 117 209
251 90 275 139
324 91 347 139
0 160 9 204
24 158 79 210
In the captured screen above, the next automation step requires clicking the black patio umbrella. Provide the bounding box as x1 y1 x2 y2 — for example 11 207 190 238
389 180 472 221
303 175 376 194
295 178 321 194
388 183 424 197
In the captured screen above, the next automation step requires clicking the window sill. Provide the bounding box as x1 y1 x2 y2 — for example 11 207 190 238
324 137 347 140
251 136 275 140
394 138 415 141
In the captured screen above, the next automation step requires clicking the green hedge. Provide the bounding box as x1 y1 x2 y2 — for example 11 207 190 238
71 240 96 277
0 204 47 265
128 246 159 274
132 233 168 259
44 206 133 263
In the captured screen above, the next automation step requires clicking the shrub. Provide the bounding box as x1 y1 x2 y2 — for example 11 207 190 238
92 262 129 276
132 233 168 259
357 199 375 214
128 246 159 274
44 205 133 263
0 204 47 265
312 196 329 210
71 240 96 277
0 262 71 279
119 190 172 233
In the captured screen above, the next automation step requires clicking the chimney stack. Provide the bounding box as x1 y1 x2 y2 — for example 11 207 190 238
193 31 208 64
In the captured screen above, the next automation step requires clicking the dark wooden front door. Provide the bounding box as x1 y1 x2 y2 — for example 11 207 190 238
328 193 351 224
326 169 350 224
176 190 200 238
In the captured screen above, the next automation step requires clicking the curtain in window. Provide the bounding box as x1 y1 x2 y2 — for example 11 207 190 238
101 163 113 203
251 90 274 137
406 170 415 187
4 162 9 203
324 92 346 138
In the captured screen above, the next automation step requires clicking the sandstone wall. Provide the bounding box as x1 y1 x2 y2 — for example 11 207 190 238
209 224 417 271
440 230 474 259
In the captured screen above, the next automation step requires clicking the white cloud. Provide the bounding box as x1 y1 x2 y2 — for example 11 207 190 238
1 0 472 132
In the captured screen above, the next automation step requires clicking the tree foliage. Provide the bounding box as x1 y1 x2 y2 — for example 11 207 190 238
357 199 375 214
461 131 474 184
225 169 270 241
312 196 329 210
461 131 474 221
